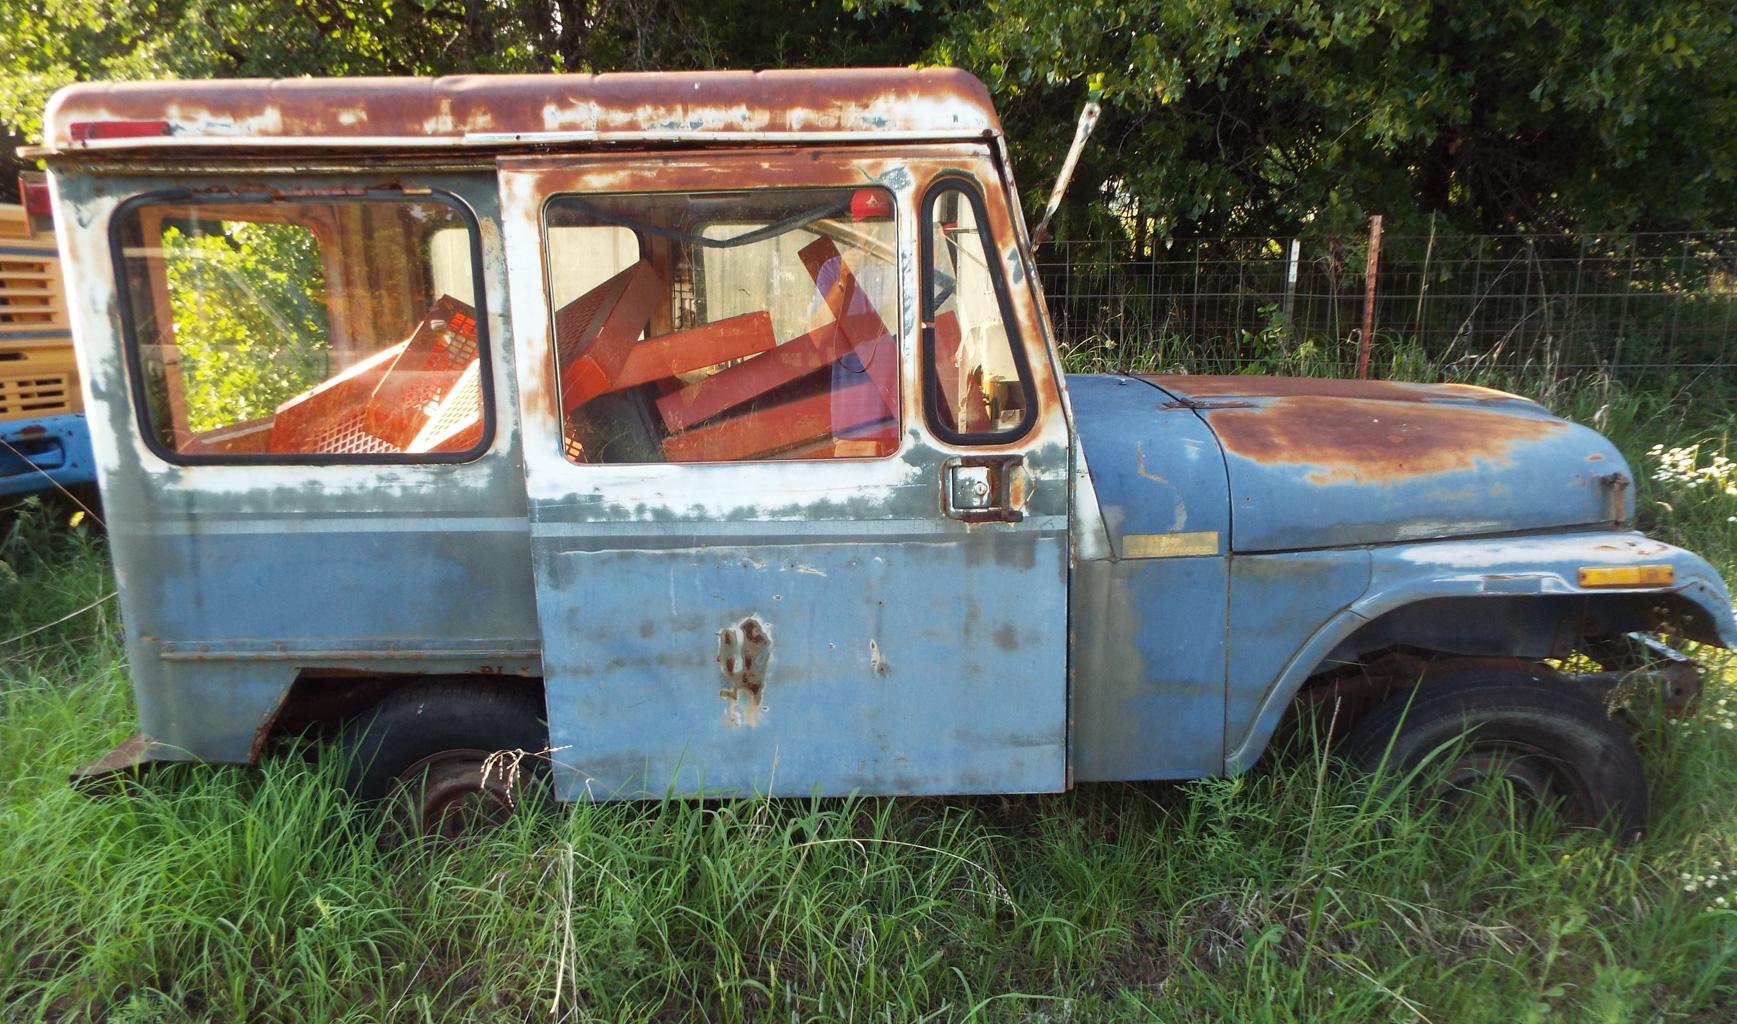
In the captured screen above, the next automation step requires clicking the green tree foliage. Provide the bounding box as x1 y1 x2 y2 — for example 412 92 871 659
872 0 1737 238
161 220 331 431
3 1 1733 237
0 0 936 141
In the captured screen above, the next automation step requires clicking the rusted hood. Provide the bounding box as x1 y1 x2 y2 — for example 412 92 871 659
1136 375 1633 552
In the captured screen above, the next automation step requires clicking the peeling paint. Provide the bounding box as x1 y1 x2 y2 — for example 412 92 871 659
869 637 890 676
717 616 772 726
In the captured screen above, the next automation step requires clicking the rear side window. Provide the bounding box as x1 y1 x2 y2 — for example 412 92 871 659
114 193 490 461
541 186 899 464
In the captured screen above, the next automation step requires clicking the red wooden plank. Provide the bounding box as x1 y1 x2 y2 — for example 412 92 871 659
662 379 887 462
797 237 899 413
765 425 898 461
614 310 775 390
655 321 853 432
554 260 664 414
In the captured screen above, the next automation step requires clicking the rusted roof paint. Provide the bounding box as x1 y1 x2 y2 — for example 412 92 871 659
1203 395 1571 485
1144 374 1535 406
40 68 1000 154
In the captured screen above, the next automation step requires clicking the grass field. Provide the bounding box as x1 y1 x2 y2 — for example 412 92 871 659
3 362 1736 1022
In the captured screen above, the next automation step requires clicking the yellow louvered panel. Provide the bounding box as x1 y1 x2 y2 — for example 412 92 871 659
1 252 70 332
1 203 79 423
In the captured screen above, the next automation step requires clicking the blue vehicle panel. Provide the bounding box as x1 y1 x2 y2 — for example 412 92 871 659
541 534 1069 799
34 71 1737 811
1067 374 1230 780
0 412 95 497
1141 376 1632 552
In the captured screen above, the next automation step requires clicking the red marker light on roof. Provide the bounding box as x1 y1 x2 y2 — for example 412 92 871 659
68 120 173 143
850 189 893 221
19 178 53 217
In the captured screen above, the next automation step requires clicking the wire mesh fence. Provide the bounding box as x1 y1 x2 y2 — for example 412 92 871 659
1038 228 1737 384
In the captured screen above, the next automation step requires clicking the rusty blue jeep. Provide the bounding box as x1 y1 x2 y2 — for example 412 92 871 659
33 69 1735 834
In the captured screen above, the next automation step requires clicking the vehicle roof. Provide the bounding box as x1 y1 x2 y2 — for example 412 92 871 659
38 68 1001 156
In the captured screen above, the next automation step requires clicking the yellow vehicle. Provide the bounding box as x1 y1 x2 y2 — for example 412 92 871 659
1 189 94 498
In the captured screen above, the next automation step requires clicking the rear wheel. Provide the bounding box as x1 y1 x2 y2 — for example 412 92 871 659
1341 668 1648 837
340 680 550 838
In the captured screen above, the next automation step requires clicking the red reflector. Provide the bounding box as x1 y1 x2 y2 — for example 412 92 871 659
68 119 172 143
20 179 52 216
850 189 893 221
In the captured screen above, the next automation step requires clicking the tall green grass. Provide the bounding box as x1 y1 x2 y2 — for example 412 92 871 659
4 356 1737 1021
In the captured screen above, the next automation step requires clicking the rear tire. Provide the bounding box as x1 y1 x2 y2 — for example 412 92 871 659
1342 668 1648 837
340 680 550 838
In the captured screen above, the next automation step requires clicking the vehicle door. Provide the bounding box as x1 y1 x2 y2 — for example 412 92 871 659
497 147 1073 799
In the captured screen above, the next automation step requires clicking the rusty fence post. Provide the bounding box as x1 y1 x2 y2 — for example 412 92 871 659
1355 214 1383 379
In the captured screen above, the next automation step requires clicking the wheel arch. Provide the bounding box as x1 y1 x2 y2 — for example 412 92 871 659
252 669 546 762
1224 534 1736 774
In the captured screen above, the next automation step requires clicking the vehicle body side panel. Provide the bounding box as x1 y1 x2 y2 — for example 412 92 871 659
50 168 540 763
1221 549 1373 769
1064 374 1229 557
1070 555 1228 780
1067 373 1231 780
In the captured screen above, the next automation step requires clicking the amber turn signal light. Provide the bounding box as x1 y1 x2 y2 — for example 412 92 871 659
1577 564 1675 588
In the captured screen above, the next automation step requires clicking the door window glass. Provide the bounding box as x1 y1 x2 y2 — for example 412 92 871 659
116 194 489 460
923 183 1034 441
542 187 899 464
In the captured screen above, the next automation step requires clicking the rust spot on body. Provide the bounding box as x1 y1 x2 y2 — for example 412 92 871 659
1207 396 1569 485
44 69 1002 152
1146 374 1528 405
717 616 771 725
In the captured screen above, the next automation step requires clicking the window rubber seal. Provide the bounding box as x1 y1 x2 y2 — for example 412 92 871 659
918 177 1039 447
109 186 497 467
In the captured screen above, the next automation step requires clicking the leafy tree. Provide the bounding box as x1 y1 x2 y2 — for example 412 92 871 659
161 220 331 431
3 0 1733 238
874 0 1737 239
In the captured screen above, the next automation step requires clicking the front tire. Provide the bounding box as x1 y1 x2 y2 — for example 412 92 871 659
1342 668 1648 837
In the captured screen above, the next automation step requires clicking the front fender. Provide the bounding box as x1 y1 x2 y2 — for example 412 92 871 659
1224 531 1737 772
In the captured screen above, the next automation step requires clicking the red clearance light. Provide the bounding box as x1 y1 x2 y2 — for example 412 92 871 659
68 119 173 143
850 188 893 221
19 178 53 216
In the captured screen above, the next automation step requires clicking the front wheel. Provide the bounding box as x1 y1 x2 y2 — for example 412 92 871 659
1341 668 1648 837
340 680 550 838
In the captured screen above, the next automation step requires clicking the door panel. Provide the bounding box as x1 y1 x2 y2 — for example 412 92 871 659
498 149 1071 799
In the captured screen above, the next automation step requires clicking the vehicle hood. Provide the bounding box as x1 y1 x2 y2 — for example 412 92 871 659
1126 375 1634 552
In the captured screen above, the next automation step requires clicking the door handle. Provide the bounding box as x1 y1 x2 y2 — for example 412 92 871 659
942 455 1026 523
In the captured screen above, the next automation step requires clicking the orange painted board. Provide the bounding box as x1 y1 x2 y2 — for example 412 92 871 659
655 321 855 432
614 310 776 390
554 260 664 414
662 379 885 463
797 237 898 413
363 295 478 448
268 341 406 453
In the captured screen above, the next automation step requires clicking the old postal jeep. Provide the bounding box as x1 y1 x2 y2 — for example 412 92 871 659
31 69 1737 834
